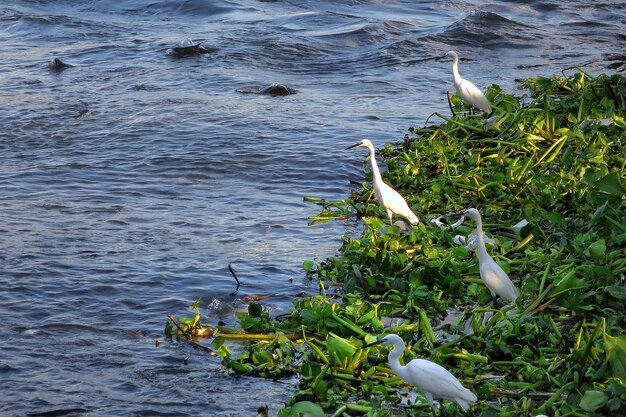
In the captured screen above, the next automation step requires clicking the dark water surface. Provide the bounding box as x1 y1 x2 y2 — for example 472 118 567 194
1 1 624 415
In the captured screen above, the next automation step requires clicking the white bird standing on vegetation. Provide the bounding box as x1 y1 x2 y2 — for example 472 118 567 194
365 334 477 415
347 139 419 225
445 51 492 114
464 208 519 305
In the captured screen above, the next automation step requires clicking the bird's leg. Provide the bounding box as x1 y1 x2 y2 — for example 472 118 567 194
426 393 437 417
430 403 437 417
492 294 498 309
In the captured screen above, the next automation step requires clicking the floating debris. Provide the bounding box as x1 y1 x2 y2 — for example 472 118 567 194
167 38 214 58
49 57 73 70
237 84 296 96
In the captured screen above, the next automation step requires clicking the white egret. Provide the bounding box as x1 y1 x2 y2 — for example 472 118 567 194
365 334 477 415
463 208 519 305
347 139 419 225
445 51 492 114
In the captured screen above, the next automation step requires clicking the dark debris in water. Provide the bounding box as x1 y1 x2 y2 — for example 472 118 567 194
167 42 216 58
48 57 73 70
607 54 626 71
237 84 296 96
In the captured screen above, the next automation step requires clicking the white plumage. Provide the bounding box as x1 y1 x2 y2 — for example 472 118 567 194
464 208 519 304
445 51 492 114
365 334 477 415
347 139 419 225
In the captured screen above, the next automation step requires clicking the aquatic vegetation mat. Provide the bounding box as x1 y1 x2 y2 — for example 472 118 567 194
165 69 625 416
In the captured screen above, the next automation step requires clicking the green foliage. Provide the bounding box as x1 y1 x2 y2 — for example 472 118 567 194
276 401 325 417
297 69 625 416
236 303 272 333
167 70 626 417
164 299 203 336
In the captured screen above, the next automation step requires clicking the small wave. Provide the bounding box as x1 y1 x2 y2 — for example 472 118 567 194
561 20 612 29
428 10 542 49
27 408 90 417
112 0 245 17
37 322 102 333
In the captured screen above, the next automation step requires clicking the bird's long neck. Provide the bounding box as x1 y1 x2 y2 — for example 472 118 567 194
366 143 383 184
451 55 461 86
387 343 405 376
474 214 489 259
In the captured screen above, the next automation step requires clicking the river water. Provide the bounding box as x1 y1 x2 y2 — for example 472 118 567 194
0 1 624 415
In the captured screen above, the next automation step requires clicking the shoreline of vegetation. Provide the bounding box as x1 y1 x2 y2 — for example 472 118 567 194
166 68 625 417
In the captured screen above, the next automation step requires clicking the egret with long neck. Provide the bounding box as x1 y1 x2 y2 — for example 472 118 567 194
445 51 492 114
346 139 419 225
464 208 519 305
365 334 477 416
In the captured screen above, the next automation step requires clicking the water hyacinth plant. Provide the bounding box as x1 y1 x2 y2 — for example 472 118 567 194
166 69 625 417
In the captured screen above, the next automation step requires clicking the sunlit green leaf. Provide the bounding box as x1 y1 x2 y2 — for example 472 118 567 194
605 333 626 379
303 260 315 271
326 333 356 367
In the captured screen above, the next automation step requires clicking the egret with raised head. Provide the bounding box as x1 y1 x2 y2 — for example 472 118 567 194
463 208 519 305
347 139 419 226
445 51 492 114
365 334 477 416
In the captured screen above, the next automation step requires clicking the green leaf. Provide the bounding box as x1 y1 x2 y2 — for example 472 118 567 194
490 171 505 183
586 239 606 259
302 260 315 271
608 381 626 396
217 344 231 358
248 303 263 318
326 333 356 366
607 397 622 411
288 401 325 417
605 285 626 300
590 201 609 225
546 211 565 226
451 246 469 258
595 172 624 196
178 316 194 326
580 390 608 411
211 336 225 349
547 269 587 298
604 334 626 379
252 351 274 365
229 361 253 374
363 216 385 230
